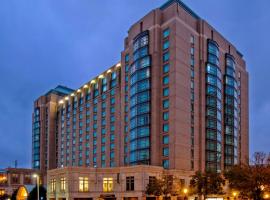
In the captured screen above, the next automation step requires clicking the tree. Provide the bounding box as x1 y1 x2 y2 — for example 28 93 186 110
27 185 47 200
224 152 270 200
146 175 182 198
190 171 225 200
0 194 10 200
146 177 163 196
11 189 18 200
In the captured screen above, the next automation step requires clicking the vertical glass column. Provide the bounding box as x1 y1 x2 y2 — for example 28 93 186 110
205 40 222 172
129 31 151 165
224 54 238 168
32 108 40 169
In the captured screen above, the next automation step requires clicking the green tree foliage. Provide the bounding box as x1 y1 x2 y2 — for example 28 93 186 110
27 186 47 200
189 171 225 199
145 175 182 197
224 152 270 200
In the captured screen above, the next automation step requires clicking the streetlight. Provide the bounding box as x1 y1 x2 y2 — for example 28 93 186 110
264 194 269 199
183 188 188 200
232 191 237 200
33 174 39 200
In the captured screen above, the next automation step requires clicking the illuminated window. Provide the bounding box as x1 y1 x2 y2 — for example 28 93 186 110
103 178 113 192
50 179 56 192
79 177 89 192
11 174 19 184
0 189 5 196
0 175 7 184
60 177 66 191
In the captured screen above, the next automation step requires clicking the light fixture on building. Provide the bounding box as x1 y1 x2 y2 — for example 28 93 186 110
98 74 104 79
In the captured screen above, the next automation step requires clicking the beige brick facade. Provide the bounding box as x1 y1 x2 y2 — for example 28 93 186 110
47 166 192 200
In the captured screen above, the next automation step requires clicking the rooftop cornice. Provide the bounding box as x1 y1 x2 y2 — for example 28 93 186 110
160 0 200 20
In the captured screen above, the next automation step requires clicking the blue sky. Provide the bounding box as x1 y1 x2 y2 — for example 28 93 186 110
0 0 269 168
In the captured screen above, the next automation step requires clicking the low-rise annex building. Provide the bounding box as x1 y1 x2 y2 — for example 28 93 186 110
0 168 38 198
47 165 192 200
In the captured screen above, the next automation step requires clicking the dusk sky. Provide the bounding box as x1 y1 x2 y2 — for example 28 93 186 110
0 0 269 168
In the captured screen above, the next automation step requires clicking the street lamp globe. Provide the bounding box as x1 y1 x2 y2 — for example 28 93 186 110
33 174 38 178
183 188 188 194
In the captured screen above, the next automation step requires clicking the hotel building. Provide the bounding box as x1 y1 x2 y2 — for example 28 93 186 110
32 0 249 199
32 85 74 182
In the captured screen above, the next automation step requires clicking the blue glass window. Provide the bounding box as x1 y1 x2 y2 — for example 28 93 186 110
208 54 219 66
163 28 170 38
163 52 170 62
163 88 169 97
101 145 106 152
111 72 117 80
163 76 169 85
163 64 170 74
111 97 115 105
163 99 169 109
110 134 115 141
163 160 169 169
163 135 169 144
125 54 129 63
163 124 169 132
163 40 170 50
163 112 169 121
110 152 115 159
208 42 219 57
163 147 169 157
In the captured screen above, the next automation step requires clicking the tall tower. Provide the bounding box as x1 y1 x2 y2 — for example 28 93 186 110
119 0 249 172
35 0 249 178
32 85 73 182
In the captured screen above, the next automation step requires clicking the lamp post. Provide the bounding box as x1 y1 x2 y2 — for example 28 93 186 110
183 188 188 200
33 174 39 200
232 192 237 200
